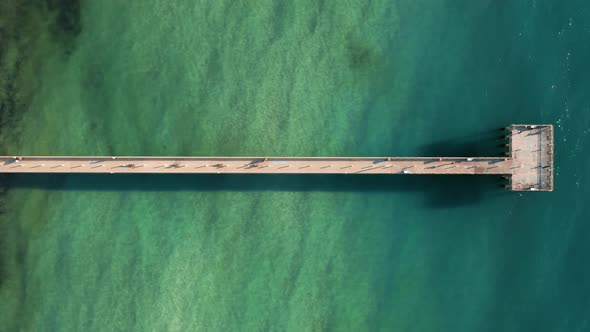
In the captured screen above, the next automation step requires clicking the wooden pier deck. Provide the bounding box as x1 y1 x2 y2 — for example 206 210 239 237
508 124 554 191
0 124 553 192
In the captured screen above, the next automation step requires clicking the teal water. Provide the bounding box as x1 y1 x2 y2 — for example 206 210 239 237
1 1 590 331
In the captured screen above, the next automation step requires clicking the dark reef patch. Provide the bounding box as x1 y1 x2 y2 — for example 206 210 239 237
344 32 395 95
46 0 82 55
347 39 377 73
0 0 82 151
0 0 81 300
47 0 82 35
270 2 293 43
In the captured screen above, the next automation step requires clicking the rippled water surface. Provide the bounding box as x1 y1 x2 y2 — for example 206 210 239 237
1 1 589 331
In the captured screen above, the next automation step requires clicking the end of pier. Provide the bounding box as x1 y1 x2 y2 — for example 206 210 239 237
507 124 554 192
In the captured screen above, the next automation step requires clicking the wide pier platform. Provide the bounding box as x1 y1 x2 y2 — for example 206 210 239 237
0 124 553 192
507 124 554 191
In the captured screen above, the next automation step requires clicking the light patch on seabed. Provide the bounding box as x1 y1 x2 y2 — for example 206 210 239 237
2 0 590 331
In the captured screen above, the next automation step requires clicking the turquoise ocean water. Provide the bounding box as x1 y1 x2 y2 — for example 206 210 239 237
1 1 589 330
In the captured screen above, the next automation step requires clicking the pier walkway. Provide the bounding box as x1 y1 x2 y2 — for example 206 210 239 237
0 124 553 192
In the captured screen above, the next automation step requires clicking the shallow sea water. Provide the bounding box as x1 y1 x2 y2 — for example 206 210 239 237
1 1 590 331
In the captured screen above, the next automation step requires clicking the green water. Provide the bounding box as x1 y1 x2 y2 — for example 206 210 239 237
1 1 589 331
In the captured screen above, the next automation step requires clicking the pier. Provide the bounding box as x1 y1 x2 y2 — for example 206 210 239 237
0 124 553 192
